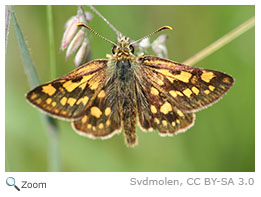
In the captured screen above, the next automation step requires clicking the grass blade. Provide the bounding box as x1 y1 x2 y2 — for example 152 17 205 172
46 5 61 172
183 16 255 66
9 5 60 172
5 6 11 53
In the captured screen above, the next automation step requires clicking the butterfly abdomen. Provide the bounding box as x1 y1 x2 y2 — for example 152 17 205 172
115 60 138 146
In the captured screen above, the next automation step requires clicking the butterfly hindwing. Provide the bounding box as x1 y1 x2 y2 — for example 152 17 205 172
72 76 122 139
26 59 108 120
135 72 195 136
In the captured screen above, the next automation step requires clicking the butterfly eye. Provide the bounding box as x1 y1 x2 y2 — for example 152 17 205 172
130 45 134 53
112 45 117 54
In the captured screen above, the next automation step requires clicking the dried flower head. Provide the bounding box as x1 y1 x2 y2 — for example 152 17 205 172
60 9 93 67
138 34 169 58
74 39 92 67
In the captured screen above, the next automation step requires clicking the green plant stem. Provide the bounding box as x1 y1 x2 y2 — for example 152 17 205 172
46 5 60 172
9 5 60 172
183 16 255 66
47 5 56 79
9 5 40 87
88 5 122 36
43 115 60 172
5 6 10 52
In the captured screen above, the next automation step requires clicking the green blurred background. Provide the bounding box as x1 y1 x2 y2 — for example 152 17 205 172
6 5 254 172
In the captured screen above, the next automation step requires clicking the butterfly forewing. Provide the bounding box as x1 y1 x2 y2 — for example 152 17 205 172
26 60 108 120
139 56 234 112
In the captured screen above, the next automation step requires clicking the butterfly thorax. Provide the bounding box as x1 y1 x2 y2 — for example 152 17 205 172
107 36 137 89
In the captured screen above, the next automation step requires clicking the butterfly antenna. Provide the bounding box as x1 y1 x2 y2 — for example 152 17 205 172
130 26 173 45
77 23 117 46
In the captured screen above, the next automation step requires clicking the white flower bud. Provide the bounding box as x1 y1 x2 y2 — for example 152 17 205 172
152 44 168 58
139 38 151 49
85 12 93 22
66 29 84 59
74 39 91 67
61 16 80 50
152 34 168 46
152 34 168 58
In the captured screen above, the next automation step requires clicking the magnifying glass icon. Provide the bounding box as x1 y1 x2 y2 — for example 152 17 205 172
6 177 20 191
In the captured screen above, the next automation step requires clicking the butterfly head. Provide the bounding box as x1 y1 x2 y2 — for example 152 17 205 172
112 36 135 58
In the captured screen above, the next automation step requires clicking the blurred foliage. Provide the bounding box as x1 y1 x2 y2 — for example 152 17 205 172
6 5 254 172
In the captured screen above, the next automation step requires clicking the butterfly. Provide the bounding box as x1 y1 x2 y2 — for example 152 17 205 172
26 23 234 147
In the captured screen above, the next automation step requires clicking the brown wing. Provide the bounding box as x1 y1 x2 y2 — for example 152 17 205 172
134 55 234 135
134 71 195 136
72 74 122 139
26 59 108 120
137 56 234 112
